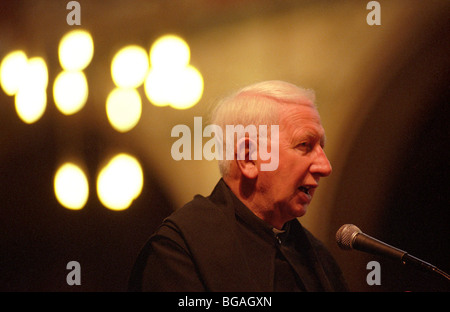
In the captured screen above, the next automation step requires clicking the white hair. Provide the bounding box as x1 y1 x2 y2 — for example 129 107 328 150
209 80 316 177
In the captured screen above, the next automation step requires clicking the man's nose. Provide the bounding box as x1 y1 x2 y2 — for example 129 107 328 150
310 146 332 177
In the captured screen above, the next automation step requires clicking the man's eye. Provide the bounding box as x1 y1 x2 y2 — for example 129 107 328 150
296 142 311 151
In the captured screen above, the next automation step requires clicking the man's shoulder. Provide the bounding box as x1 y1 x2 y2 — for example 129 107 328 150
164 179 234 228
166 194 223 225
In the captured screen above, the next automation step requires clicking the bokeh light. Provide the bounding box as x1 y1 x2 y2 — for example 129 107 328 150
143 67 172 107
145 34 203 109
53 70 88 115
25 57 49 89
15 87 47 124
168 65 204 110
106 87 142 132
149 34 190 69
144 65 203 109
0 50 28 96
96 153 144 211
13 57 48 124
111 45 149 88
58 29 94 71
54 163 89 210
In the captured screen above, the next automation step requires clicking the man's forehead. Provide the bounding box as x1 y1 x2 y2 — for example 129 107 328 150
278 103 322 127
277 104 325 141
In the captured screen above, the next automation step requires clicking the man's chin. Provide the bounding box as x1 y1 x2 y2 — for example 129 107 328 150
289 203 308 219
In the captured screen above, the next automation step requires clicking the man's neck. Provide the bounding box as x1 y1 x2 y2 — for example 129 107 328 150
223 176 286 230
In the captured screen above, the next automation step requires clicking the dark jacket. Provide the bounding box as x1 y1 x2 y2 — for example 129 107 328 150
128 179 348 292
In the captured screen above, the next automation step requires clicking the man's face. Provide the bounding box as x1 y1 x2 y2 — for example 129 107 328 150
257 103 332 223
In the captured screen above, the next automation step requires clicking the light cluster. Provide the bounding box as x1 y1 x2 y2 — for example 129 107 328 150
1 30 202 211
0 51 48 124
53 29 93 115
144 35 204 110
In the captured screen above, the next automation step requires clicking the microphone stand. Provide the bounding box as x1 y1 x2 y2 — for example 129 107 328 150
353 232 450 282
402 253 450 282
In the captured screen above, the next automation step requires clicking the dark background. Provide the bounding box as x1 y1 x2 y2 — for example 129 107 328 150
1 0 449 292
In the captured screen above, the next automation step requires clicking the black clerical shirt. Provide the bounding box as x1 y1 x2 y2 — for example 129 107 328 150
231 189 323 291
276 229 327 291
128 179 348 292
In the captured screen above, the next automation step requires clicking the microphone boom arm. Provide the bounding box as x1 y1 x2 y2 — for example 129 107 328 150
402 253 450 281
338 224 450 282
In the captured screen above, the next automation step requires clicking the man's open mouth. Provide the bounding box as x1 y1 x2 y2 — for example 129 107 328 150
298 186 311 195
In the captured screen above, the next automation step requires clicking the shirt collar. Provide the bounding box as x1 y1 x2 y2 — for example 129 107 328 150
219 179 291 244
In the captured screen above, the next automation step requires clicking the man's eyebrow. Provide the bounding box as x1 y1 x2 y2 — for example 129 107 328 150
307 129 327 148
321 134 326 148
292 129 326 147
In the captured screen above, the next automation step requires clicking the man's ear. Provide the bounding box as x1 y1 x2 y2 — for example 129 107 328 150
235 137 258 179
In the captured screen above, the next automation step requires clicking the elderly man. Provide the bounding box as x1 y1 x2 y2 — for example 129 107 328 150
128 80 348 292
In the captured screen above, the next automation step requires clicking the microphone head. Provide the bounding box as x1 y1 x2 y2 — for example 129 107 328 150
336 224 361 250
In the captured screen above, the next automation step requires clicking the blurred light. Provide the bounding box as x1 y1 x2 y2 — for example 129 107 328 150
145 34 203 109
144 65 203 109
15 87 46 124
144 67 171 107
150 34 190 69
169 65 204 110
97 153 143 211
0 50 28 96
14 57 48 124
106 88 142 132
111 45 149 88
25 57 49 89
54 163 89 210
53 70 88 115
58 29 94 71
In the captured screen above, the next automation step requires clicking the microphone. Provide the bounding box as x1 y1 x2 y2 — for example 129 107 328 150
336 224 450 281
